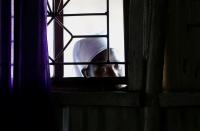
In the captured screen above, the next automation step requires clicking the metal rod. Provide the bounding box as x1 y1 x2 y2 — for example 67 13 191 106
53 0 55 12
62 13 107 16
49 56 55 63
54 37 73 61
49 62 126 65
55 17 73 36
106 0 110 62
58 0 71 14
47 1 52 13
47 17 54 25
48 12 107 17
56 0 62 12
73 35 107 38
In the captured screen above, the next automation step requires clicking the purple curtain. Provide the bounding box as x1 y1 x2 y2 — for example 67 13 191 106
0 0 13 130
13 0 53 130
14 0 50 94
0 0 12 95
1 0 53 130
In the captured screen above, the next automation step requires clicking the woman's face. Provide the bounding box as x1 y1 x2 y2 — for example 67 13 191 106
82 49 124 77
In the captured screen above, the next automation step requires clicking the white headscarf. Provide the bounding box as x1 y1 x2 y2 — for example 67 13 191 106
73 37 107 76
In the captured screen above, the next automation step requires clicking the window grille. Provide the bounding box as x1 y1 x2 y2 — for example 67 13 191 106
47 0 125 78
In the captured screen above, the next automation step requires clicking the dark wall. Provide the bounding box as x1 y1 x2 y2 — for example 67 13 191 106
164 0 200 91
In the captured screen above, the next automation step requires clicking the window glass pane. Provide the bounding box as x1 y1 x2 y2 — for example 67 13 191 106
63 38 107 63
64 38 82 63
63 38 126 77
50 65 54 77
47 18 54 59
47 0 55 77
63 0 106 13
63 16 107 35
109 0 124 61
64 64 125 77
47 18 55 77
64 65 87 77
47 0 53 12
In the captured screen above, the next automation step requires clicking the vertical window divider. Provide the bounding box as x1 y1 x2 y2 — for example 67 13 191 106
106 0 110 62
54 0 64 78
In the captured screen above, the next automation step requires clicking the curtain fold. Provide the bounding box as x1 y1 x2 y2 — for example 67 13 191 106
11 0 52 130
13 0 53 130
0 0 53 130
14 0 50 95
0 0 13 130
0 0 12 95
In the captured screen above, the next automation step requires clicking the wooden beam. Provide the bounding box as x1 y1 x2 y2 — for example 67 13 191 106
160 92 200 107
53 91 140 107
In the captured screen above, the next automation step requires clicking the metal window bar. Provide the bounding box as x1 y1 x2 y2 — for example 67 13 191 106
47 0 126 76
106 0 110 62
49 62 126 65
48 13 107 17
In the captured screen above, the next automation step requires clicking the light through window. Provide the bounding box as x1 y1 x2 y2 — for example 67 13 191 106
47 0 125 77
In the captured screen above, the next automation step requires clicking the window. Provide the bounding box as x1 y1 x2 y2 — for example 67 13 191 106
47 0 126 81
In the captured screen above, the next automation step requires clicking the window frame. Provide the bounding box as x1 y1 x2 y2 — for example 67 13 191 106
47 0 130 91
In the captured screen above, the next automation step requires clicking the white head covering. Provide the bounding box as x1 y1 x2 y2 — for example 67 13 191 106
73 37 107 76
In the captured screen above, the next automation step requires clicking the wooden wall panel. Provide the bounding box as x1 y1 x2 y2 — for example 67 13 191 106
69 107 85 131
162 108 200 131
188 0 200 24
164 0 200 91
87 107 99 131
62 106 142 131
105 107 140 131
